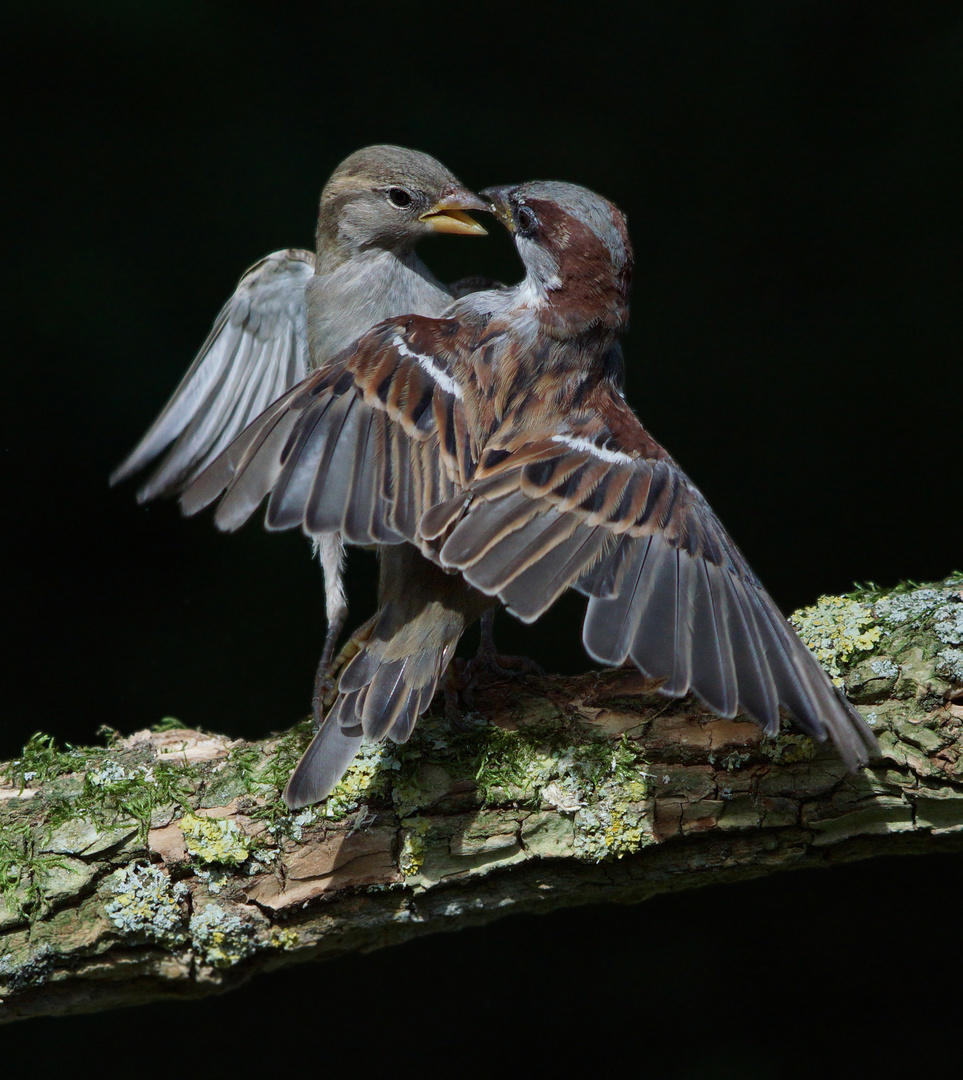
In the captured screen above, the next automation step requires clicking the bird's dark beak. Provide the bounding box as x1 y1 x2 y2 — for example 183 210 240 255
479 186 517 232
420 188 489 236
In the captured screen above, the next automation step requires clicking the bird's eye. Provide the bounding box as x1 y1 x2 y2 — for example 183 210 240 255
387 187 413 208
516 205 538 235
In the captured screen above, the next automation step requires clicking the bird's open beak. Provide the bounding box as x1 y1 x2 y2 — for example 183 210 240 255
419 189 489 236
479 186 516 232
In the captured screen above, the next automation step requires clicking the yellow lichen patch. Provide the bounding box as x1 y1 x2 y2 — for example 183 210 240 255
189 903 255 968
180 813 250 867
790 595 881 685
398 816 431 878
268 927 299 950
574 779 652 860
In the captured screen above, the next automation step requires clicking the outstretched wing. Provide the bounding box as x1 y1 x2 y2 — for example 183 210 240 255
423 394 877 769
111 249 315 501
180 314 477 549
181 311 876 768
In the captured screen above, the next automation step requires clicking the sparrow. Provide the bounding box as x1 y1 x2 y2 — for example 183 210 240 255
110 145 489 685
182 180 879 808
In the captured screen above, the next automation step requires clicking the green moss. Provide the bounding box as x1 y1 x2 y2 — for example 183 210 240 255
180 813 250 867
151 716 188 732
0 822 73 920
246 720 320 826
3 732 199 854
2 733 88 789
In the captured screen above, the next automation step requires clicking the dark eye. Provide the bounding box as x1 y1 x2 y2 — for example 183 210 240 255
516 205 538 235
387 187 413 208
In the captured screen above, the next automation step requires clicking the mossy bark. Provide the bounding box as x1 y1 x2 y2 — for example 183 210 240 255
1 575 960 1023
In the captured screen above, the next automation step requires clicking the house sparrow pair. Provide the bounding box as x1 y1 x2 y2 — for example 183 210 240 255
116 147 879 809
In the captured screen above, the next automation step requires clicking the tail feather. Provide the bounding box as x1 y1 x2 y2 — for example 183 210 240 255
283 698 365 810
282 545 493 809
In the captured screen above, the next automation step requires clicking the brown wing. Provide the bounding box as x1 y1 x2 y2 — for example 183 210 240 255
426 396 877 769
180 315 475 548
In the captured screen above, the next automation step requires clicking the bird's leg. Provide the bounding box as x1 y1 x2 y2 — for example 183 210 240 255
311 614 377 726
311 535 350 725
443 664 477 731
316 534 348 670
472 608 544 678
444 608 545 727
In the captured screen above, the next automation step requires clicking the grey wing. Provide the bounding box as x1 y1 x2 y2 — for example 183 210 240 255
429 451 879 770
111 248 315 502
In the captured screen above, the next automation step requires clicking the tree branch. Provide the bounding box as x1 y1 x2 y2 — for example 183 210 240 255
2 575 960 1022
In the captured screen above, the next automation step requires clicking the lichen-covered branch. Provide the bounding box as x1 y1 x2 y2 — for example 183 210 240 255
2 575 961 1022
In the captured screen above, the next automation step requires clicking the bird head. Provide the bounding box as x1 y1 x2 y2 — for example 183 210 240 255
481 181 633 338
316 145 488 264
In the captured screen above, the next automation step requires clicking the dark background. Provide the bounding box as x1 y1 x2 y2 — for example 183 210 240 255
3 2 961 1073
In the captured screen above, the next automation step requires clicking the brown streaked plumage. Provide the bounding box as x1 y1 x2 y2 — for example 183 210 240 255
111 144 489 688
183 179 878 808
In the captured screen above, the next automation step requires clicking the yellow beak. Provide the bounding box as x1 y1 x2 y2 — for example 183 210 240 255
419 189 489 236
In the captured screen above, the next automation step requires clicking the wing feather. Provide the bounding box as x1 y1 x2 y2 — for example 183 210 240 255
181 318 467 549
113 249 314 500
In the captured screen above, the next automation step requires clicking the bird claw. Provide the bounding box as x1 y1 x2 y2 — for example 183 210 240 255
311 614 378 724
472 649 545 679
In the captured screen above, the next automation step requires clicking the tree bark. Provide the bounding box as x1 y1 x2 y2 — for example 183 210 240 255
1 575 960 1023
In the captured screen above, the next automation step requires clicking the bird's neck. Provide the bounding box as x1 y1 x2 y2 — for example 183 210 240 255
305 248 450 366
538 283 628 343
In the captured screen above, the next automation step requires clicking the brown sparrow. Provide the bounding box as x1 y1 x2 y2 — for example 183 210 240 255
183 180 878 808
111 145 488 685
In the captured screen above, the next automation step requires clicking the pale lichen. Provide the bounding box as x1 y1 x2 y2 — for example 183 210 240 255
104 863 188 946
935 648 963 684
189 903 256 968
870 659 899 679
790 595 881 685
875 588 946 629
180 813 250 867
935 604 963 646
572 777 651 860
387 718 654 864
475 732 653 862
0 943 54 994
709 749 751 771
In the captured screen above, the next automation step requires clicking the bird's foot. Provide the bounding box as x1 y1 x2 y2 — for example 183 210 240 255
444 663 480 731
472 606 544 683
311 614 377 723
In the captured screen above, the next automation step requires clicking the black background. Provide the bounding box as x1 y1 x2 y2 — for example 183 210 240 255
3 2 961 1073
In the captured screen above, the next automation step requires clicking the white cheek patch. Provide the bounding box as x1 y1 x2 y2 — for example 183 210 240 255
553 434 635 465
394 334 463 399
514 277 546 310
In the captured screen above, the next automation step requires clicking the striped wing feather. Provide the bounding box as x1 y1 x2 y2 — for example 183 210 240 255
432 426 876 768
180 318 471 549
